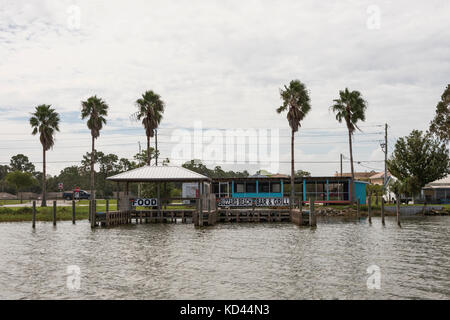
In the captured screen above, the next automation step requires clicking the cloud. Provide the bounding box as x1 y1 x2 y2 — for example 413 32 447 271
1 0 449 175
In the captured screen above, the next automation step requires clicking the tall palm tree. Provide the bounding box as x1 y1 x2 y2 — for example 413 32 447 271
81 96 109 209
276 80 311 210
133 91 165 165
30 105 60 207
330 88 367 202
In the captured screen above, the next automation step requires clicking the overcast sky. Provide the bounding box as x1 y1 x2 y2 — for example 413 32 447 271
1 0 449 176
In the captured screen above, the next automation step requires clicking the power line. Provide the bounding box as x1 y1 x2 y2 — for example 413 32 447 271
0 139 384 150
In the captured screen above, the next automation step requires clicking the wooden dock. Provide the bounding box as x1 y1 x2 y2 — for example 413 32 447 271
93 197 316 228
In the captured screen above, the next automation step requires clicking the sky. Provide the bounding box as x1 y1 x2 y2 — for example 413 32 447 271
0 0 449 176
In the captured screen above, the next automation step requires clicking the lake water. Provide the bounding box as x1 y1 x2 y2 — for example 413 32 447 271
0 217 449 300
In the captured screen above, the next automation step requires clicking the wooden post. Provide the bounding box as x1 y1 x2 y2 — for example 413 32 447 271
72 200 76 224
116 182 120 212
309 198 316 227
381 198 385 225
53 200 57 226
199 197 203 226
106 199 109 213
357 198 360 220
368 195 372 224
88 199 91 222
91 200 96 228
252 201 255 222
32 200 36 229
396 198 401 227
157 182 161 223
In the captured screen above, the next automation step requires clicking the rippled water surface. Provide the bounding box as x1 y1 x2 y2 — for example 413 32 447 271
0 217 449 299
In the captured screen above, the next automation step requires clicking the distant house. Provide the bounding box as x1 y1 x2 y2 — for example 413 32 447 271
422 176 450 204
369 171 392 186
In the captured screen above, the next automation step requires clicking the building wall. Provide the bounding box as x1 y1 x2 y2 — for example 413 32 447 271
355 181 367 205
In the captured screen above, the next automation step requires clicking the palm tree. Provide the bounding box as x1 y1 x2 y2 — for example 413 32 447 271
30 105 60 207
133 91 165 165
330 88 367 202
81 96 109 209
276 80 311 210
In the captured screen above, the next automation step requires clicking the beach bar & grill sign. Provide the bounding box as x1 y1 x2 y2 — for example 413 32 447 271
218 197 290 207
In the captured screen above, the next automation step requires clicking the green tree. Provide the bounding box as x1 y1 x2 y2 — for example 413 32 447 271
429 84 449 142
9 154 35 173
0 165 9 192
295 170 311 177
134 148 159 167
133 91 165 165
276 80 311 209
118 158 137 172
5 171 36 203
58 166 87 191
387 130 450 197
330 88 368 202
30 105 60 207
81 96 109 205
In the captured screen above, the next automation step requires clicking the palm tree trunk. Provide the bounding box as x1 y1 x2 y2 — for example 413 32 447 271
348 128 355 203
290 128 295 211
42 147 47 207
147 135 151 165
90 135 95 213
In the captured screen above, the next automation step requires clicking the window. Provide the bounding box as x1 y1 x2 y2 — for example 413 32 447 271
306 182 316 193
213 183 220 194
259 182 270 193
235 183 244 193
271 183 281 193
246 182 257 193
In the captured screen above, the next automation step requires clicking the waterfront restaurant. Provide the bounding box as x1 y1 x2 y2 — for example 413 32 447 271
212 176 368 205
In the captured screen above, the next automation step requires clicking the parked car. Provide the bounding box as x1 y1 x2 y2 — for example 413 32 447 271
63 190 91 200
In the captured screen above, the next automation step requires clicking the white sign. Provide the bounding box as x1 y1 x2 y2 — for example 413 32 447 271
58 183 63 190
218 197 290 207
74 192 80 199
132 198 158 207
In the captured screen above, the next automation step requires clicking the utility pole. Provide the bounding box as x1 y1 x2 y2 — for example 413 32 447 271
384 123 388 186
380 123 388 203
155 129 158 166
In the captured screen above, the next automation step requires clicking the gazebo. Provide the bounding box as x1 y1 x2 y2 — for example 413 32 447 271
98 165 214 227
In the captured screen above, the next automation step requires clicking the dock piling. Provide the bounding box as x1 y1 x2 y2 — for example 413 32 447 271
72 200 76 224
368 196 372 224
356 198 360 220
381 198 385 225
309 198 316 227
53 200 57 226
32 200 36 229
396 198 401 227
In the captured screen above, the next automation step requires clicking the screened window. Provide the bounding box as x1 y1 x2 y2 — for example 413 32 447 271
236 183 245 193
259 182 270 193
271 183 281 193
246 182 257 193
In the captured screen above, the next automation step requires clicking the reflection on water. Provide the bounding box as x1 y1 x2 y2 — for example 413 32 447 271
0 217 448 299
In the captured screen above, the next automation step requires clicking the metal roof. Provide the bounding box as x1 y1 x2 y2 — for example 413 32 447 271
424 175 450 188
107 166 210 182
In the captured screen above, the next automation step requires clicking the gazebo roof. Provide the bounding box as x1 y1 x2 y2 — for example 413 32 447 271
107 165 211 182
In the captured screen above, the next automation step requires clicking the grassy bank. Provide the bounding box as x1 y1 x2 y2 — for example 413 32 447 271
0 203 118 222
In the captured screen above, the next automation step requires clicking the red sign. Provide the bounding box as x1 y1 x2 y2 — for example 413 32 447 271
75 187 80 192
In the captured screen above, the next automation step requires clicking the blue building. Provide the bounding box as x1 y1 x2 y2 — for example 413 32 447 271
212 176 367 205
